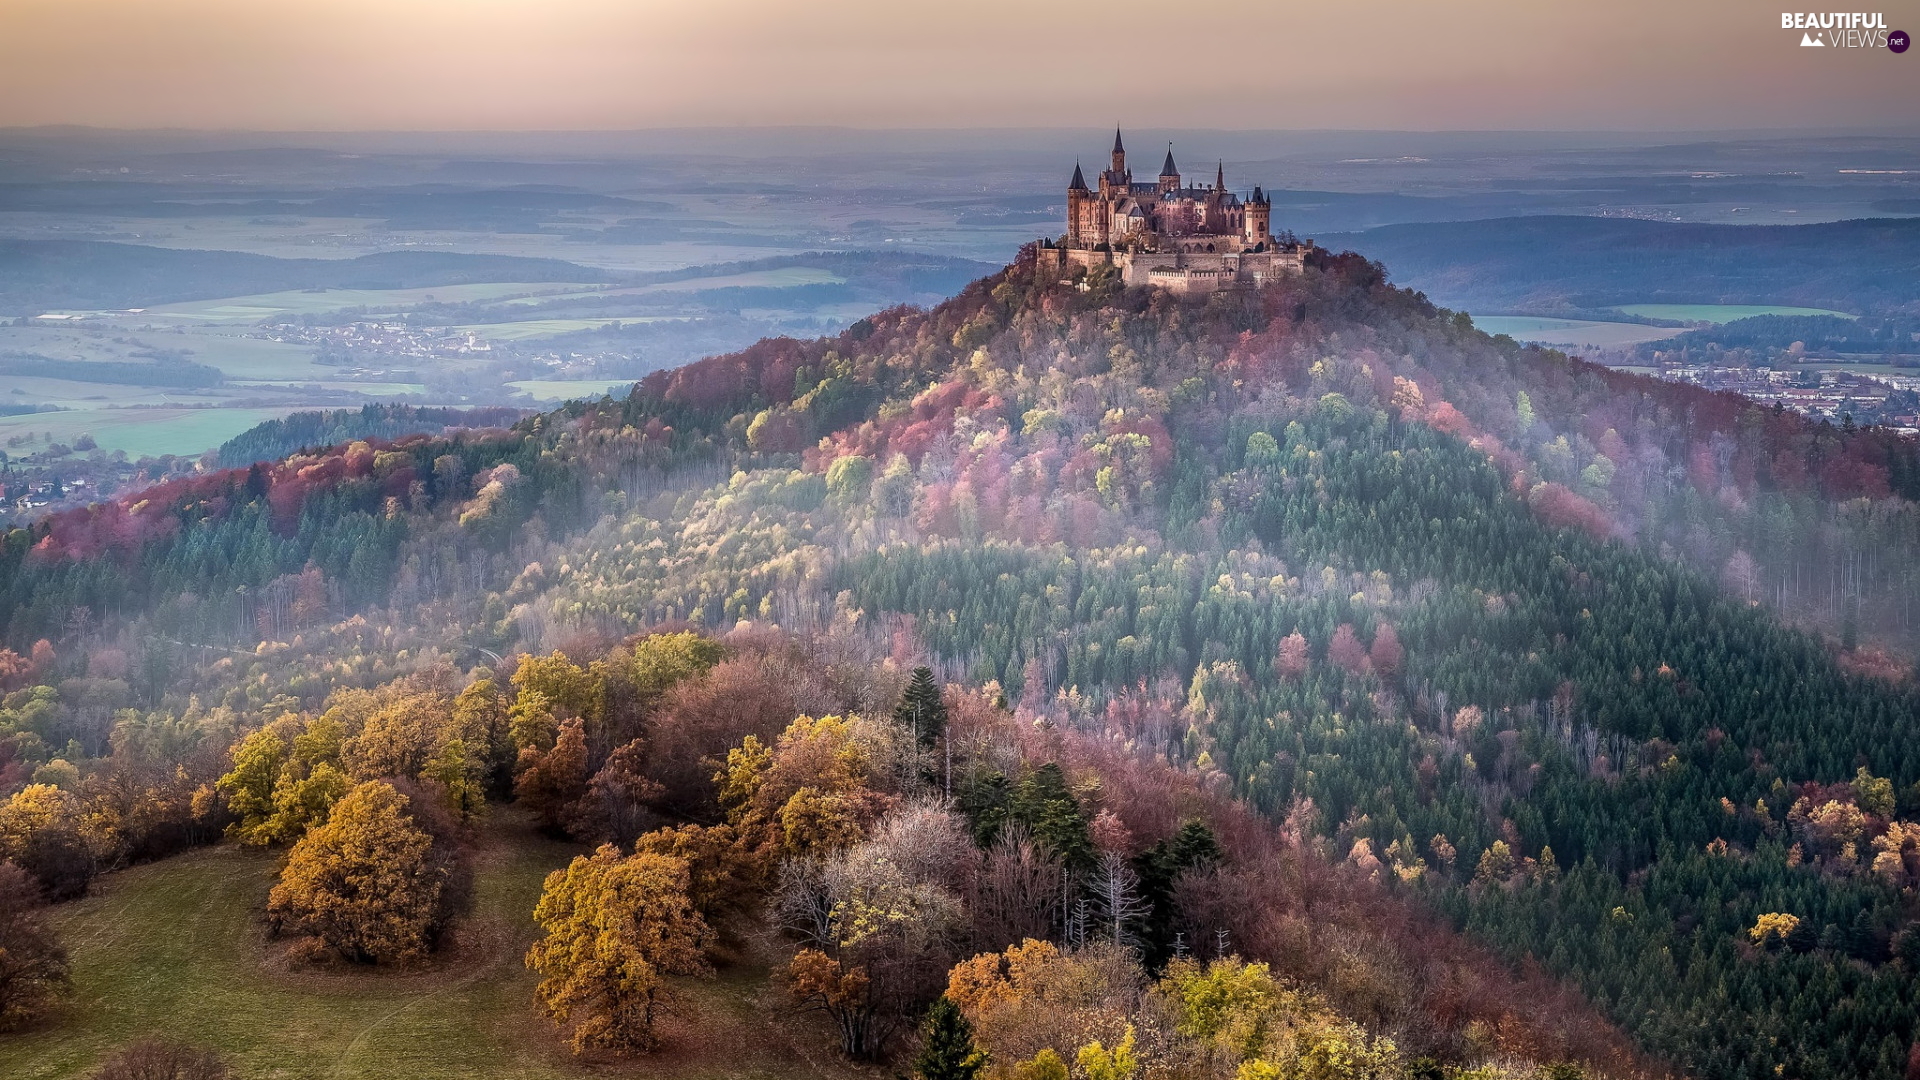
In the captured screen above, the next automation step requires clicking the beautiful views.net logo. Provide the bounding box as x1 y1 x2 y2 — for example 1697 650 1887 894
1781 11 1908 50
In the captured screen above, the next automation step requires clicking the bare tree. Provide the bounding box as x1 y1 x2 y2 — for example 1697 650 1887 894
866 796 979 895
774 816 965 1059
1088 852 1147 952
972 826 1064 951
0 863 70 1031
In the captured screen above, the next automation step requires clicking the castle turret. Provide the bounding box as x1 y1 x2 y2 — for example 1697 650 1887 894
1066 162 1088 245
1158 145 1179 194
1244 184 1271 246
1101 128 1131 195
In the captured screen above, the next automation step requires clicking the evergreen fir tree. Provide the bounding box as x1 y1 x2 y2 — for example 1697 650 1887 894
915 996 986 1080
893 665 948 751
1011 763 1094 873
957 770 1011 846
1166 820 1223 869
1134 820 1223 968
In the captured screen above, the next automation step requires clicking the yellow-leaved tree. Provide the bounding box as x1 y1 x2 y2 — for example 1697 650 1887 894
1157 956 1402 1080
265 780 445 964
525 846 712 1054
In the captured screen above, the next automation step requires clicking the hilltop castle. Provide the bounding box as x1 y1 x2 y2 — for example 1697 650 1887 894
1033 129 1312 293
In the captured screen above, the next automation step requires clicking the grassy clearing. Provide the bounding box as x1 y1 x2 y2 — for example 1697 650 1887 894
1617 303 1859 323
0 408 295 459
0 812 867 1080
507 380 636 402
1470 316 1686 348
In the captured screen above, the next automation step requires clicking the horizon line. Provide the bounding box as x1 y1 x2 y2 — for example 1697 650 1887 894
7 123 1920 138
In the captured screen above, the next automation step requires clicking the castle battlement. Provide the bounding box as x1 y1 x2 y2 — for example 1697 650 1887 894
1033 128 1313 294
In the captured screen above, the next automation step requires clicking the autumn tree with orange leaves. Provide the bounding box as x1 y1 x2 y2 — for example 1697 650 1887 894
525 846 712 1053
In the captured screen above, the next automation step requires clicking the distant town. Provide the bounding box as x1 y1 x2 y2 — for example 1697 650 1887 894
1636 360 1920 432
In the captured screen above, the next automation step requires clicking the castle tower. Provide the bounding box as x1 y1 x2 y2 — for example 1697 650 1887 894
1066 162 1088 245
1101 128 1132 196
1158 145 1179 194
1244 184 1271 246
1204 160 1226 231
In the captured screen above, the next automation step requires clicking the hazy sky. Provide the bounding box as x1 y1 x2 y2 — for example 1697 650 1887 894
0 0 1913 131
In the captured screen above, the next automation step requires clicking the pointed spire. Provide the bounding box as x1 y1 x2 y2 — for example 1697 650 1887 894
1113 127 1125 155
1069 161 1087 191
1160 144 1178 177
1216 160 1225 190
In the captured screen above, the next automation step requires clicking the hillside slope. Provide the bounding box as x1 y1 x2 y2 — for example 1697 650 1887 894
0 811 867 1080
5 248 1920 1078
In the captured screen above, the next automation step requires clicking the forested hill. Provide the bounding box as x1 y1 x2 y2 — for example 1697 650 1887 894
6 246 1920 1077
215 404 531 469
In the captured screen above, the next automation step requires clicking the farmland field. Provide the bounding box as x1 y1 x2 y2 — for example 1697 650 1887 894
0 407 296 459
51 282 599 324
0 252 935 480
0 325 320 383
506 379 636 401
237 381 431 397
1616 303 1860 323
457 318 689 341
1470 315 1686 348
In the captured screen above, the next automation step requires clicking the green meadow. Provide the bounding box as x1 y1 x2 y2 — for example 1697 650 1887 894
0 813 858 1080
1469 315 1686 348
1616 303 1860 323
0 408 296 460
506 379 637 401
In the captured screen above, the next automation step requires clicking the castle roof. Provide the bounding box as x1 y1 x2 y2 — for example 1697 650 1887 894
1154 183 1242 203
1069 162 1087 191
1160 147 1178 177
1113 128 1125 154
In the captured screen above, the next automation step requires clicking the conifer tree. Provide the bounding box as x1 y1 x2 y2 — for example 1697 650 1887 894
915 995 987 1080
893 666 948 751
1134 820 1223 967
1010 763 1093 873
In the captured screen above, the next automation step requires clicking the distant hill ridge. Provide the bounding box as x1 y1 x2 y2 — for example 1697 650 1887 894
0 240 618 315
0 240 998 316
1327 214 1920 315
